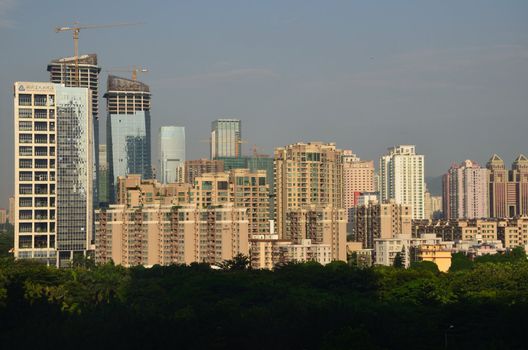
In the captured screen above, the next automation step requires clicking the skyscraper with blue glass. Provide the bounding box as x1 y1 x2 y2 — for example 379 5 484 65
105 75 152 202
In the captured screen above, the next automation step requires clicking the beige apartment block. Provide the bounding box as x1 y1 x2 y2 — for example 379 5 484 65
284 205 347 262
498 217 528 249
274 142 344 237
458 219 498 241
116 174 192 207
184 159 224 184
249 234 332 269
353 200 412 249
342 150 375 209
95 203 249 267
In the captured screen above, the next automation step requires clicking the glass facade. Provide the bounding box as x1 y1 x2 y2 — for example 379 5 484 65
211 119 241 159
55 86 92 263
107 111 152 200
159 126 185 183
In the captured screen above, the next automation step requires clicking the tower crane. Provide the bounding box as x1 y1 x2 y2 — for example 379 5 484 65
106 66 149 81
54 22 142 86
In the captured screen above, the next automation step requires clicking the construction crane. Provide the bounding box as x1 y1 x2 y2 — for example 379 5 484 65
54 22 142 86
106 66 149 81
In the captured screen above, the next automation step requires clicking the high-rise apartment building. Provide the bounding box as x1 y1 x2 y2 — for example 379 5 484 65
159 126 185 184
379 145 425 219
342 150 375 209
353 200 412 249
14 82 93 266
192 169 270 234
211 119 241 159
116 175 191 207
105 75 152 201
487 154 528 218
95 203 249 267
285 205 347 261
8 196 15 224
442 160 488 220
184 159 224 184
274 142 344 237
0 209 6 225
48 54 101 204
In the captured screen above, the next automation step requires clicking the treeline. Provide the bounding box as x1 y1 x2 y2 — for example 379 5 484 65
0 254 527 349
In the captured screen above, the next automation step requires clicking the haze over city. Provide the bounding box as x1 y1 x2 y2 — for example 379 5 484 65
1 0 527 202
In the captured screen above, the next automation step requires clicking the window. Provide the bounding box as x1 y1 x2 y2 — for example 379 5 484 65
34 95 47 106
19 159 32 169
19 236 32 248
19 94 32 106
34 109 47 119
19 108 32 118
19 146 32 156
19 121 32 131
19 134 32 144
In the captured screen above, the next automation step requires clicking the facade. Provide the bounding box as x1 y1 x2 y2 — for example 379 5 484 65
274 142 344 237
48 54 101 205
159 126 185 184
379 145 425 219
249 234 332 269
353 200 412 249
184 159 224 184
14 82 93 266
342 150 375 208
374 233 452 268
442 160 488 220
497 217 528 249
105 75 152 202
211 119 241 159
116 175 192 207
192 170 270 234
95 203 249 267
487 154 528 218
415 244 452 272
284 205 347 261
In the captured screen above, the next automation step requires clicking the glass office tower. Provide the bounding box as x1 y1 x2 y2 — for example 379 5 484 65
159 126 186 183
105 75 152 201
211 119 241 159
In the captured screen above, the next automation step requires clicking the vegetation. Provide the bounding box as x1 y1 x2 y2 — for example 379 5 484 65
0 252 527 349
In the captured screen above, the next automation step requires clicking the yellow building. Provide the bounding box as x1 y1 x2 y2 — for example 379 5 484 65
416 244 452 272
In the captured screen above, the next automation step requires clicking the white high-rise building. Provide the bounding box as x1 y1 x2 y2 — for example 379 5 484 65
379 145 425 219
210 119 241 159
14 82 93 266
159 126 185 183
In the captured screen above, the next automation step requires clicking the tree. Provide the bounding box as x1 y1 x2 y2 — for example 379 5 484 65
393 252 404 268
218 254 250 271
449 252 474 272
410 261 439 274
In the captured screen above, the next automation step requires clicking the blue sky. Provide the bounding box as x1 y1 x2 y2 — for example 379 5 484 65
1 0 527 203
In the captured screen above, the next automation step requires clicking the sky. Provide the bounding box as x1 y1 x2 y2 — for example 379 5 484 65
0 0 527 204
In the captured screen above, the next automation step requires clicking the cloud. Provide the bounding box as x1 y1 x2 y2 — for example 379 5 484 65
153 68 280 88
0 0 16 28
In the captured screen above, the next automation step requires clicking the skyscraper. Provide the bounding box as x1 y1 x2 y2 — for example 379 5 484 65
14 82 93 266
159 126 185 183
342 150 375 209
379 145 425 219
274 142 344 237
47 54 101 204
442 160 488 220
105 75 152 201
211 119 241 159
98 144 109 206
487 154 528 218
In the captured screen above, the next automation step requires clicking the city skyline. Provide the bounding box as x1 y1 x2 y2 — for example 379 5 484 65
1 0 527 204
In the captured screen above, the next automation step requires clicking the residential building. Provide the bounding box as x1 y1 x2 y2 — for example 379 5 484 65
497 216 528 249
374 233 452 268
184 159 224 184
249 234 332 269
353 200 412 249
105 75 152 202
379 145 425 219
442 160 488 220
95 203 249 267
274 142 344 237
0 209 6 225
487 154 528 218
159 126 185 184
342 150 375 208
14 82 93 266
284 205 347 261
211 119 241 159
116 175 191 207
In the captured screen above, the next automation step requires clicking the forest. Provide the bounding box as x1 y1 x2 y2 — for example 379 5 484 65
0 243 527 349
